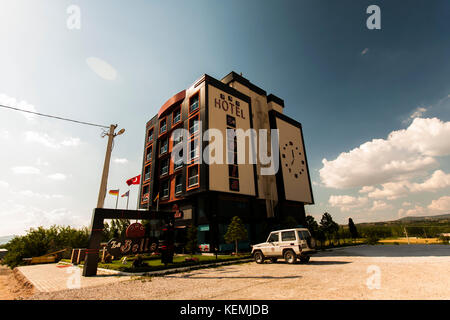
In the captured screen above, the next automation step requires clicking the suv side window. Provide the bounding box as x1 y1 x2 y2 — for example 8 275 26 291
297 231 304 240
281 231 296 241
268 233 279 242
302 231 311 239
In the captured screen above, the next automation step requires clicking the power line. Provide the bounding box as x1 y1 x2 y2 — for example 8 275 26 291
0 104 109 129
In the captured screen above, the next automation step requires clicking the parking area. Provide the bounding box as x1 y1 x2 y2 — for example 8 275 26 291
30 245 450 300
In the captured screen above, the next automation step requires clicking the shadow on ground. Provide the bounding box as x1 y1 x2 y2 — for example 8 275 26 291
167 274 302 279
316 244 450 257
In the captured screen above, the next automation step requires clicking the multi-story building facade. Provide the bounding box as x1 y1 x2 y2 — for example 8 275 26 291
139 72 314 251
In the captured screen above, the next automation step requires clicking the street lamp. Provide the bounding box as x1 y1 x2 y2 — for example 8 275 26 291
96 124 125 209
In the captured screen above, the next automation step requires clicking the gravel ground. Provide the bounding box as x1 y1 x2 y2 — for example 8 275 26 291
30 245 450 300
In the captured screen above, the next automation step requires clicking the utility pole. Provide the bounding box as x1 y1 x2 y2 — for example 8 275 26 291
404 226 410 245
96 124 125 208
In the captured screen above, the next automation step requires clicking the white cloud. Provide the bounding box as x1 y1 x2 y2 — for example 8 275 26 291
408 107 427 121
398 205 426 218
398 195 450 218
24 131 80 148
0 129 9 140
17 190 64 199
428 196 450 212
320 117 450 189
410 170 450 192
367 181 410 200
86 57 118 81
0 181 9 188
61 137 80 147
365 170 450 200
47 173 67 181
359 186 375 193
402 201 412 207
0 93 37 120
329 195 368 212
370 200 393 212
361 48 369 55
113 158 128 164
11 166 40 175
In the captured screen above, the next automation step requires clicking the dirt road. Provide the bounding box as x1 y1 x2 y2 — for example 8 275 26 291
0 265 34 300
29 245 450 300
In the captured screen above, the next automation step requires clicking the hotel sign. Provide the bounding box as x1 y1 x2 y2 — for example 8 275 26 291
213 93 246 119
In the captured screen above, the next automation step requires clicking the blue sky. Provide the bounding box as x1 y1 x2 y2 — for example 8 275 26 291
1 0 450 235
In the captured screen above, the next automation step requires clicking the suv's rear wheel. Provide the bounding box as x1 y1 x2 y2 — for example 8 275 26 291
254 251 264 264
300 256 310 263
283 250 296 264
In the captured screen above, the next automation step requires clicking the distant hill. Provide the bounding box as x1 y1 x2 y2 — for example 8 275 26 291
396 213 450 222
355 213 450 226
0 235 16 245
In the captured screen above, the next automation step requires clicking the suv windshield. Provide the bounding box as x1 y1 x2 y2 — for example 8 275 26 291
268 233 279 242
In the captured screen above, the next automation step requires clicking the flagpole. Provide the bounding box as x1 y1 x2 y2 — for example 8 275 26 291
126 193 129 210
115 190 119 209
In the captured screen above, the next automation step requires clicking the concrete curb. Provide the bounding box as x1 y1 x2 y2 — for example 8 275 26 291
58 258 253 277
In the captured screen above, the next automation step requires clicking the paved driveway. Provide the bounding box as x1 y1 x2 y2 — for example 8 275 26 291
30 245 450 300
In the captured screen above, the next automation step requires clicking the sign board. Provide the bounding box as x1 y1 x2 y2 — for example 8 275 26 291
126 223 145 238
106 237 158 257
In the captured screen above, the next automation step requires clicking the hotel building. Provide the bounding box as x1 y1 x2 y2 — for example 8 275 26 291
139 72 314 251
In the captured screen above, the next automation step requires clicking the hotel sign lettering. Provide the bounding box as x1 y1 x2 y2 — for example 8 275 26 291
106 237 158 257
214 93 246 119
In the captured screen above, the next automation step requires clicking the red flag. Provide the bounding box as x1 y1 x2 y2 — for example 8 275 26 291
126 175 141 186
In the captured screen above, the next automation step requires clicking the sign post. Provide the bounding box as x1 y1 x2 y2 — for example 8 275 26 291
82 208 175 277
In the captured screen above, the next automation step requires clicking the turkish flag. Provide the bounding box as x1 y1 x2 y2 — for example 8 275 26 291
126 175 141 186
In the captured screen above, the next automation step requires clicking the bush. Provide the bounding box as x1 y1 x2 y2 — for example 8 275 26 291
366 234 380 245
2 226 89 268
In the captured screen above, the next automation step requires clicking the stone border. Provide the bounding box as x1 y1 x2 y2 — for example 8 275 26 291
58 258 253 277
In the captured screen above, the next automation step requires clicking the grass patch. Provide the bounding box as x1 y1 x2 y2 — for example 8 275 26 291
63 254 251 273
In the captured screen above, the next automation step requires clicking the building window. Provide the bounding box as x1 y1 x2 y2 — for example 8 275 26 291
146 145 152 162
174 149 183 170
173 108 181 124
227 115 236 128
172 130 183 147
189 139 199 161
160 158 169 176
189 115 199 136
229 165 239 178
147 128 154 143
159 118 167 134
161 180 169 199
144 164 151 181
160 138 168 155
175 175 182 195
189 94 199 114
142 184 149 202
229 178 240 192
187 165 199 188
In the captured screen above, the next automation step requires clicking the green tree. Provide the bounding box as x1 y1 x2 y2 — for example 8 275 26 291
185 225 198 255
281 216 298 229
320 212 339 246
348 218 359 239
305 215 319 238
2 226 89 268
224 216 248 254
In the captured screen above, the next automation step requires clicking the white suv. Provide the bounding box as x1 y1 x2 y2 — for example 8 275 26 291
251 228 316 264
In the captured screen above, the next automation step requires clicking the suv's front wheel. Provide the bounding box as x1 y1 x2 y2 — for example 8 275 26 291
283 250 297 264
254 251 264 264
